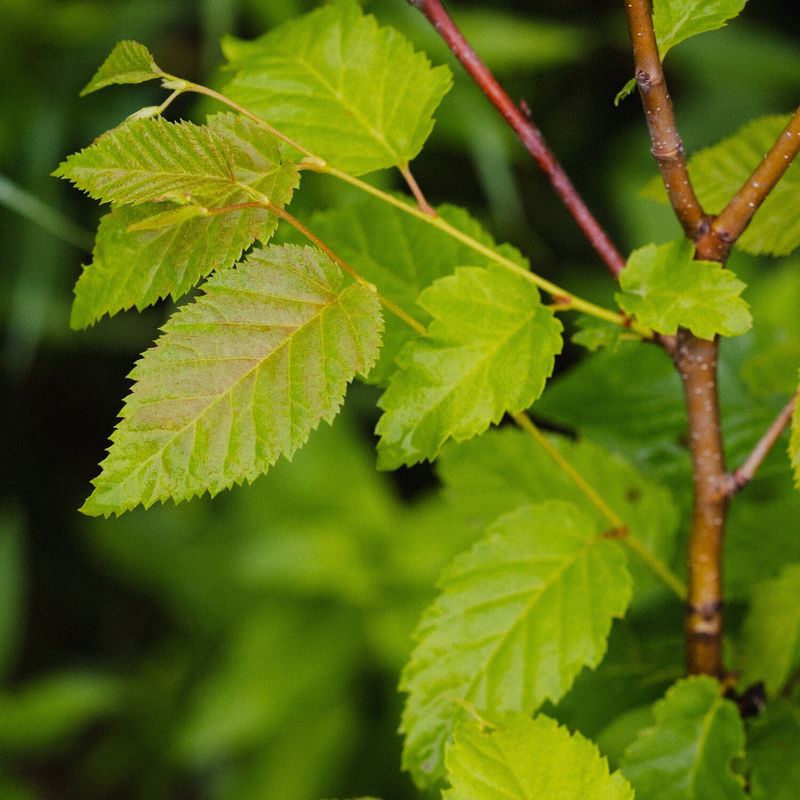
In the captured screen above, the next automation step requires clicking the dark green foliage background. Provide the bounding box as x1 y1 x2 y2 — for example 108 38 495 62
0 0 798 797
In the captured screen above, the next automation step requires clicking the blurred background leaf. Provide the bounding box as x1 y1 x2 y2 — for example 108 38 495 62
2 1 800 798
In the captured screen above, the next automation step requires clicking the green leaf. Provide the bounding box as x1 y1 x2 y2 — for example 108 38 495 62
726 468 800 599
643 115 800 256
376 264 563 469
614 77 637 106
54 116 256 207
0 672 122 755
80 40 165 96
740 563 800 695
69 114 299 328
221 0 452 175
534 335 791 508
621 676 747 800
615 238 751 339
401 500 632 787
219 700 358 800
572 315 628 352
548 615 683 749
438 428 680 606
81 244 382 516
176 605 360 763
653 0 749 58
308 198 528 385
444 714 634 800
746 700 800 800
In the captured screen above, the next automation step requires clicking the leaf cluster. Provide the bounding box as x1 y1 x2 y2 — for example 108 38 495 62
46 0 800 798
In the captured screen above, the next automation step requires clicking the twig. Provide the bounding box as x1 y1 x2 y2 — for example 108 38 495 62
623 0 706 240
707 107 800 259
408 0 627 278
724 392 798 497
672 332 727 677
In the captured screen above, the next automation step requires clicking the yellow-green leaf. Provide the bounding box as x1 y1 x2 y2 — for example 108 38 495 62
81 245 382 516
68 114 299 327
80 40 165 96
616 238 751 339
401 501 632 787
444 714 634 800
621 676 747 800
221 0 452 175
376 264 563 469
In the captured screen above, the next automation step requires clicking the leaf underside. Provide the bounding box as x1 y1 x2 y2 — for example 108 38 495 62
643 115 800 256
81 244 382 517
621 676 747 800
444 714 634 800
221 0 452 174
615 238 751 339
65 114 299 327
376 264 563 469
401 500 632 788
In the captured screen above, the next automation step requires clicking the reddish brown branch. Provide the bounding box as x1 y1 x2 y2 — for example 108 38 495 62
408 0 627 278
624 0 707 239
724 392 798 497
708 107 800 256
673 333 727 677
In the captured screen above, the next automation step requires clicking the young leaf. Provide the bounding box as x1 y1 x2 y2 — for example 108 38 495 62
643 115 800 256
81 245 382 517
654 0 749 59
746 700 800 800
308 197 528 384
615 238 751 339
621 676 747 800
438 428 679 605
69 114 299 327
54 117 245 206
80 40 165 96
376 264 563 469
444 714 634 800
221 0 452 175
740 562 800 695
401 501 632 788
